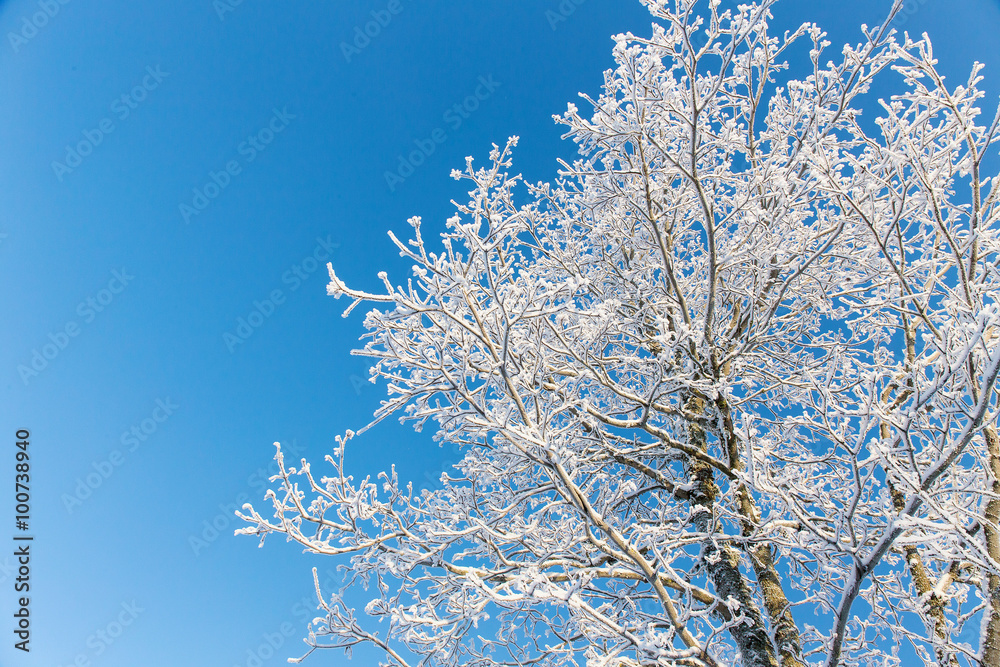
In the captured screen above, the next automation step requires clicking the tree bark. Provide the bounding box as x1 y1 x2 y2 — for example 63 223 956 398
716 396 806 667
687 395 779 667
981 426 1000 667
881 402 959 667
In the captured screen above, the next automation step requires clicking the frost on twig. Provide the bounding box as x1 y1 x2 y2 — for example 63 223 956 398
239 1 1000 666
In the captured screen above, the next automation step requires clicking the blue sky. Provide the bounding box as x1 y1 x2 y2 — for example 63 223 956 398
0 0 998 665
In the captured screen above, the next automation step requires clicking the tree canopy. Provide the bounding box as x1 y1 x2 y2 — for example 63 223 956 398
238 1 1000 665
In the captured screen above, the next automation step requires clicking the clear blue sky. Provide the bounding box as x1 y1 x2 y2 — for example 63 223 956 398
0 0 998 665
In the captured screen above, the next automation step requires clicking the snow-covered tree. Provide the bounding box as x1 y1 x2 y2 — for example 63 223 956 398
237 1 1000 665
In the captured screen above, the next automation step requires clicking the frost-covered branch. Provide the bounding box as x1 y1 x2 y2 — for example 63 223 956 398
239 2 1000 665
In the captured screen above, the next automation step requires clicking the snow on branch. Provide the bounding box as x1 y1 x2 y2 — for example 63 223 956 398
240 2 1000 666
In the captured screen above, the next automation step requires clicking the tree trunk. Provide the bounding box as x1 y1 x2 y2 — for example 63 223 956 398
716 396 806 667
981 426 1000 667
687 395 779 667
747 543 806 667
